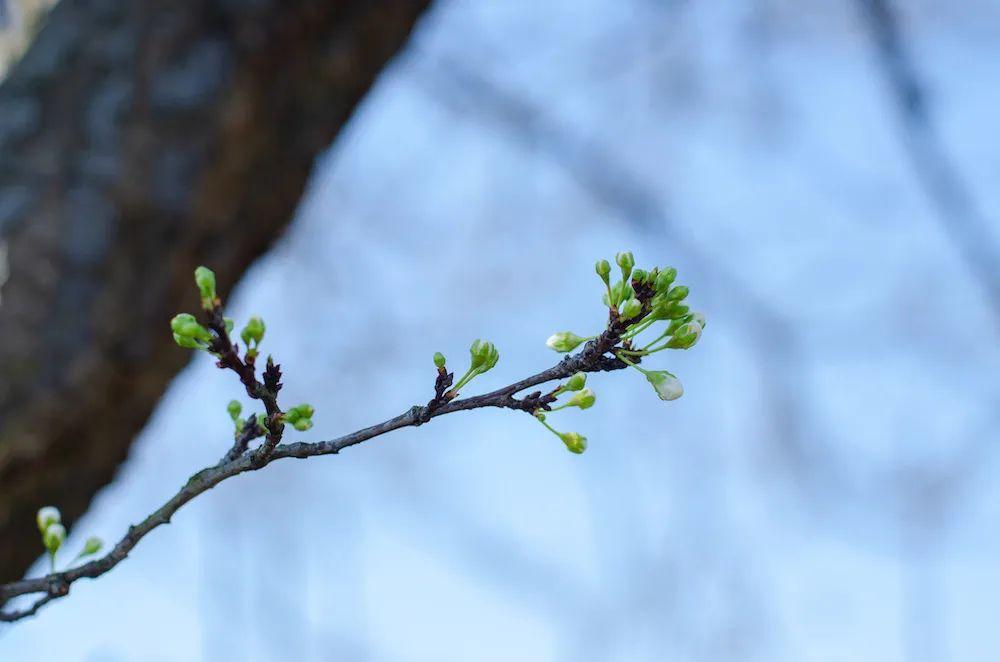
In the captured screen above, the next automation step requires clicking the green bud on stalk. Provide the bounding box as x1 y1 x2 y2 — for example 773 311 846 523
560 431 588 454
546 332 588 353
194 266 217 310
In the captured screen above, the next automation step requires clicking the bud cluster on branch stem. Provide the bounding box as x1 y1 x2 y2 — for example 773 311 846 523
0 252 705 623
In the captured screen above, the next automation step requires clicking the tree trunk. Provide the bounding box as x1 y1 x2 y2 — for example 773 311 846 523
0 0 431 584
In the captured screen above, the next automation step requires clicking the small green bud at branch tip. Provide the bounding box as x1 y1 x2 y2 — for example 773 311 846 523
595 259 611 284
82 536 103 556
616 251 634 276
546 331 587 353
565 388 596 410
654 268 677 292
666 321 702 349
43 523 65 555
194 266 217 309
560 431 587 454
240 316 266 348
620 297 642 320
36 507 60 534
564 372 587 391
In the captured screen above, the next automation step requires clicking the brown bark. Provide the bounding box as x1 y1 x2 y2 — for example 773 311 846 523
0 0 431 583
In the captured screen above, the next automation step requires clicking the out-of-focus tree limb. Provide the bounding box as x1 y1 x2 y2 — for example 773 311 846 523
857 0 1000 326
0 0 432 583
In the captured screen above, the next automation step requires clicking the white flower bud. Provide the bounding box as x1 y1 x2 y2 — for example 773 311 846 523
546 332 587 353
646 371 683 401
37 506 61 534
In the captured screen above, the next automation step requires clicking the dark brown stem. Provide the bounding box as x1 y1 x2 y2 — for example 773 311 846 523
202 308 285 466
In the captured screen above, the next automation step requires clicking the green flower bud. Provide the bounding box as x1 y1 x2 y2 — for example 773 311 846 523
664 314 688 332
469 339 485 369
654 268 677 293
285 403 315 425
615 251 635 281
666 321 702 349
82 536 103 556
43 523 65 555
652 302 689 321
240 316 266 348
565 388 596 410
194 266 217 309
170 314 212 343
227 400 242 421
631 268 648 284
468 340 498 372
620 297 642 320
559 431 588 454
595 259 611 284
690 311 706 329
609 280 634 307
169 313 194 334
482 343 500 371
293 418 313 432
433 352 446 369
665 285 689 302
564 372 587 391
546 331 587 353
37 507 61 534
173 333 202 349
646 370 683 401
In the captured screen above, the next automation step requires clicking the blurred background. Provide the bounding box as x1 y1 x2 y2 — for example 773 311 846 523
1 0 999 660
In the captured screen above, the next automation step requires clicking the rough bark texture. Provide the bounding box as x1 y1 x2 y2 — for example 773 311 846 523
0 0 431 583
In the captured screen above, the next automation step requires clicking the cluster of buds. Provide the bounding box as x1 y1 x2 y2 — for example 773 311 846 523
534 371 594 454
283 403 315 432
226 400 268 437
171 268 264 359
441 339 500 397
35 507 102 572
541 251 706 451
240 316 265 359
171 267 315 440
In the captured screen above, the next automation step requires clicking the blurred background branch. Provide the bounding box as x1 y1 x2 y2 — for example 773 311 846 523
857 0 1000 327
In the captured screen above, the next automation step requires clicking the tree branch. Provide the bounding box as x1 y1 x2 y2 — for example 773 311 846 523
0 250 705 623
0 334 629 623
